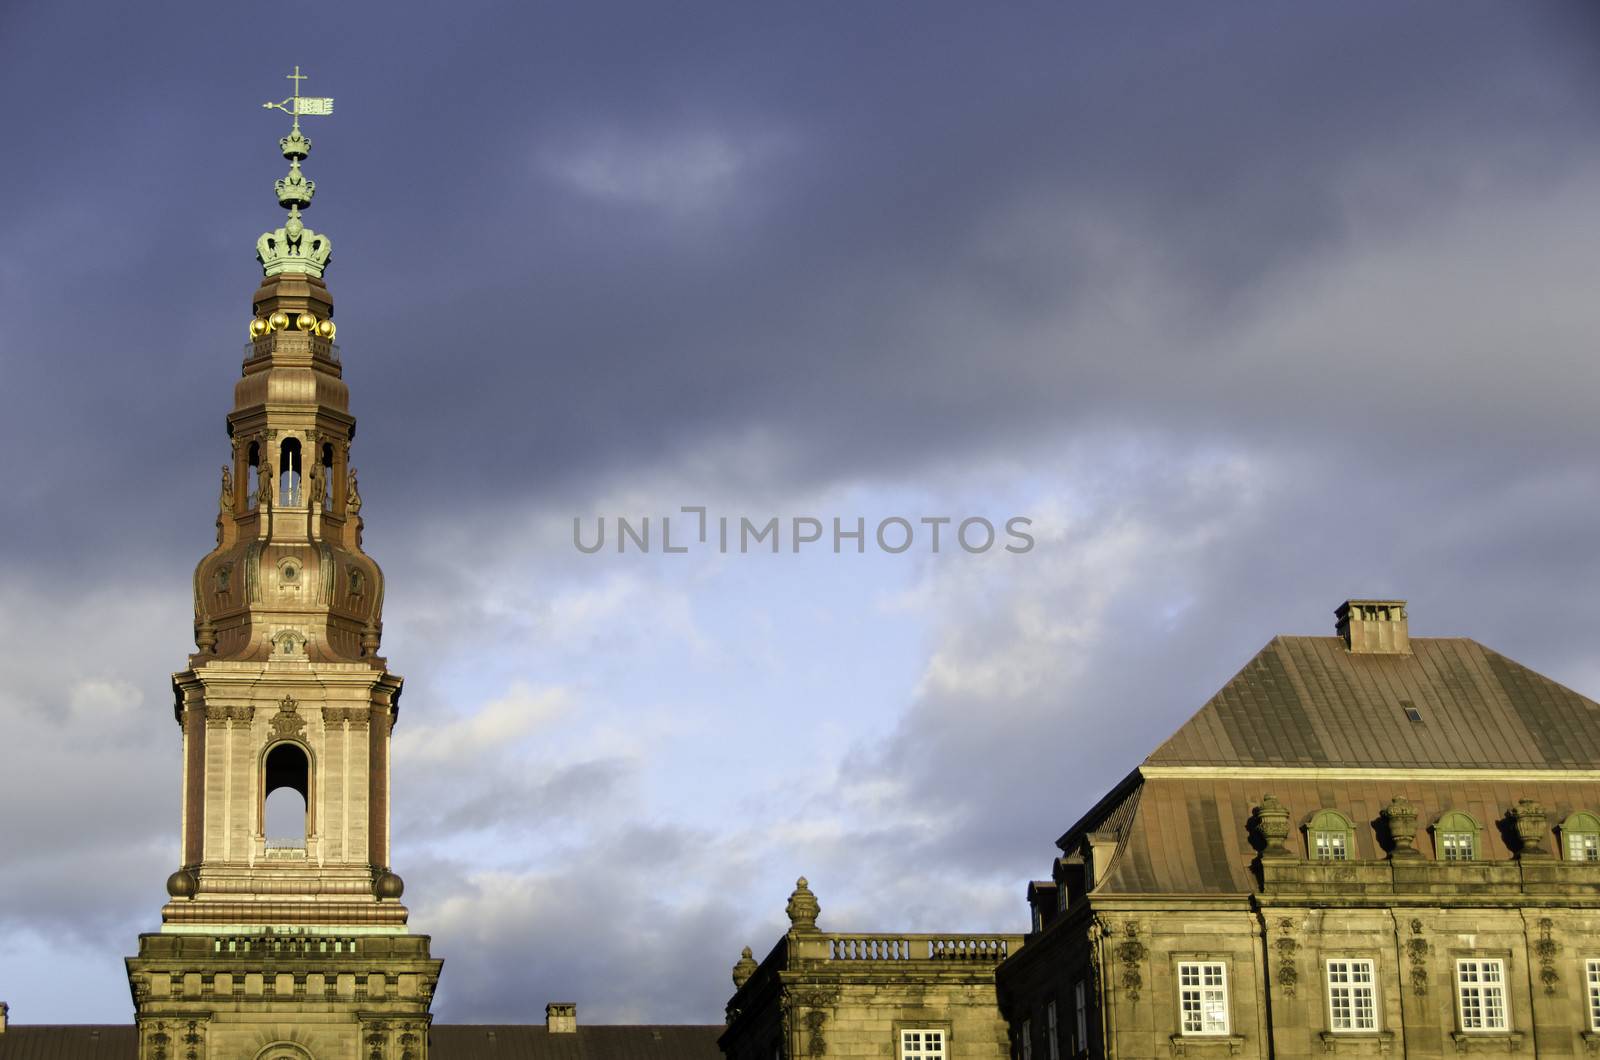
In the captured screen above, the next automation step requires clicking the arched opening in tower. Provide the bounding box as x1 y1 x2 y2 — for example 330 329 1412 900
321 442 335 511
263 742 310 851
279 438 303 507
247 441 261 507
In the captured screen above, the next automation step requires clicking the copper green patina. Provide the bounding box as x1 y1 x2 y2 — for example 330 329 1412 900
257 66 335 278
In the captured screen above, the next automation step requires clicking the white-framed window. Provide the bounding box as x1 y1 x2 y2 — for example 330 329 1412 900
1020 1018 1031 1060
1456 959 1508 1032
1045 1001 1059 1060
900 1029 945 1060
1587 960 1600 1033
1178 962 1230 1035
1326 958 1377 1032
1571 831 1600 862
1441 832 1476 861
1073 980 1088 1054
1313 830 1349 861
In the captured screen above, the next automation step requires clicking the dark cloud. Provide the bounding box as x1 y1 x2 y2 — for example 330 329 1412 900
4 0 1600 1029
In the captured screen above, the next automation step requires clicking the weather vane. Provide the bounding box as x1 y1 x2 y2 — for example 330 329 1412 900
262 65 334 123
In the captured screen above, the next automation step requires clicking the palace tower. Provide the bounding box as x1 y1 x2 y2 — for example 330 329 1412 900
124 73 442 1060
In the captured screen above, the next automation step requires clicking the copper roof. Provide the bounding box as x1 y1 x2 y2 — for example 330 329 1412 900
1146 636 1600 769
1096 776 1600 894
0 1027 135 1060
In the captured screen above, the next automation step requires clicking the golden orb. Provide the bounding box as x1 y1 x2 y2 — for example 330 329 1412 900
295 312 317 331
249 318 268 339
268 311 290 331
323 320 337 341
316 319 335 339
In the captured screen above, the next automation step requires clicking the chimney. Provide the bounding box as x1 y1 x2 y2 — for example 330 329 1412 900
1336 599 1409 654
1 1001 9 1033
546 1002 576 1034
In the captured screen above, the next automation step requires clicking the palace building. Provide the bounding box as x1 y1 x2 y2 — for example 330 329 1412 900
724 600 1600 1059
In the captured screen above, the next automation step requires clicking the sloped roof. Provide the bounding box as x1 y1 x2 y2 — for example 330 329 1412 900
1095 775 1600 894
1146 636 1600 769
0 1024 723 1060
0 1026 134 1060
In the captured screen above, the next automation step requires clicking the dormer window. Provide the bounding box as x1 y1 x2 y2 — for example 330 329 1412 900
1307 810 1355 862
1563 812 1600 862
1435 811 1481 862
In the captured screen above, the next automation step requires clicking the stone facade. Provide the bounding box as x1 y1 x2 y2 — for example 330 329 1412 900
723 880 1020 1060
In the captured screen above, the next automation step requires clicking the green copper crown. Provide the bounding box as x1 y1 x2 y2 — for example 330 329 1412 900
257 67 335 278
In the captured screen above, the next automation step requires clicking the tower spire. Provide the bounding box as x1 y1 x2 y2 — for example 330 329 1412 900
128 71 441 1059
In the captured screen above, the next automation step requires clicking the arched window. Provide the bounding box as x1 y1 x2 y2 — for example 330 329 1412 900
263 743 310 853
1306 809 1355 862
1435 811 1481 862
320 443 334 511
1562 811 1600 862
247 442 261 508
279 438 302 507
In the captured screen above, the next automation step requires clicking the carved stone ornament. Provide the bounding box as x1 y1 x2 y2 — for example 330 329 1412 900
732 945 758 988
270 695 306 740
805 1010 828 1056
786 876 820 932
1255 794 1293 859
205 705 255 725
1406 919 1429 997
1536 918 1561 996
219 465 234 515
1116 921 1146 1001
1384 795 1421 858
1273 924 1299 999
323 706 370 728
1513 799 1551 857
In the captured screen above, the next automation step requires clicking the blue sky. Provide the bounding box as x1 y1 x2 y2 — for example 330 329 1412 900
3 0 1600 1026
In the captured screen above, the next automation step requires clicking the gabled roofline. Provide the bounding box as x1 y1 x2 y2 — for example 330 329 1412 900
1054 766 1142 852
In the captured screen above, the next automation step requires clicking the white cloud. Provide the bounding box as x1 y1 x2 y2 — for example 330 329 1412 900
394 681 570 766
537 125 793 214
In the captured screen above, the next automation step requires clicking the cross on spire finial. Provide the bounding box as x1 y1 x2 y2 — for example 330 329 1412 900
262 66 334 127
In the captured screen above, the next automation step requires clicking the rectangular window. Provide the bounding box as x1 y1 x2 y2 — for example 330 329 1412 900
1326 959 1377 1032
1587 960 1600 1033
1020 1019 1031 1060
1442 832 1475 861
1313 831 1349 861
1571 833 1600 862
900 1030 945 1060
1456 959 1508 1031
1074 980 1088 1054
1178 962 1229 1035
1046 1001 1059 1060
